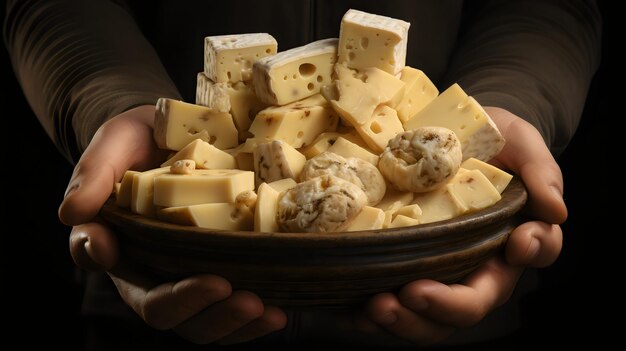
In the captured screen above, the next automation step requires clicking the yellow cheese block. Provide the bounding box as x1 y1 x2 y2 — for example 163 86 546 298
158 203 253 231
412 186 464 224
446 169 501 212
375 187 414 211
131 167 171 217
338 9 410 75
326 137 378 166
353 105 404 153
267 178 297 192
253 38 338 105
389 214 420 228
116 170 139 208
403 84 505 161
226 138 257 171
253 140 306 185
298 130 368 159
345 206 385 231
153 169 254 207
249 94 338 148
254 182 280 232
204 33 277 84
161 139 236 169
196 72 231 112
154 98 238 151
395 67 438 123
461 158 512 194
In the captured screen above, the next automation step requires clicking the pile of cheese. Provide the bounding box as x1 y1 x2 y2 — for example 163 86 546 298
114 9 513 233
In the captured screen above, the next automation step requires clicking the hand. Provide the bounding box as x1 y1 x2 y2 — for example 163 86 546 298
59 106 286 344
358 107 566 345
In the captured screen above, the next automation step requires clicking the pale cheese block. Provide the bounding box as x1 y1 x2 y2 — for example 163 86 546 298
461 158 512 194
395 67 438 123
196 72 231 112
253 38 338 105
116 170 139 208
388 214 420 228
403 84 505 161
338 9 410 75
253 140 306 185
204 33 277 84
226 138 257 171
267 178 298 192
298 130 369 159
446 169 501 212
382 210 394 229
249 94 338 148
161 139 236 169
345 206 385 231
412 186 464 224
394 204 422 220
158 203 253 231
154 98 238 151
375 187 414 211
254 182 280 232
353 105 404 153
326 137 378 166
153 169 254 207
131 167 170 217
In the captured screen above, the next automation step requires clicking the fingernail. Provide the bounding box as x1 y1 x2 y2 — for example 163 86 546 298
526 237 540 261
64 183 79 199
378 312 397 325
550 186 564 202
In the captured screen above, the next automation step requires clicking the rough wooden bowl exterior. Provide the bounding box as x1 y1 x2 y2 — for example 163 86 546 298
101 178 526 308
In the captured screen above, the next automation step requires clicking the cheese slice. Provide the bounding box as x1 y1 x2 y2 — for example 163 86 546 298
461 158 512 193
249 94 338 148
338 9 410 75
403 84 505 161
345 206 385 231
161 139 236 169
158 203 253 231
254 182 280 232
446 169 501 212
326 137 378 165
394 204 422 220
154 98 238 151
298 130 369 159
388 214 420 228
253 38 338 105
131 167 171 217
412 186 464 224
253 140 306 185
204 33 277 84
395 67 438 123
153 169 254 207
353 105 404 153
116 170 139 208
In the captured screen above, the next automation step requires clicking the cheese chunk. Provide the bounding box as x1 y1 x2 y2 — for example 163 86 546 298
153 169 254 207
375 187 414 211
382 210 394 229
154 98 238 151
395 67 438 123
389 214 420 228
116 170 139 208
161 139 236 169
253 38 338 105
226 138 257 171
329 63 405 126
268 178 298 192
196 72 231 112
204 33 277 84
354 105 404 153
131 167 170 217
461 158 512 193
253 140 306 185
447 169 501 212
338 9 410 75
345 206 385 231
327 137 378 165
298 130 368 159
394 204 422 220
159 203 253 231
403 84 505 161
412 186 464 224
254 182 280 232
249 94 338 148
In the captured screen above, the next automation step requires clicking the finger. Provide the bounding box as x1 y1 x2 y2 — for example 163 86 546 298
173 291 264 345
366 293 454 346
59 105 163 226
217 306 287 345
506 221 563 267
398 258 523 328
109 273 232 330
69 222 119 271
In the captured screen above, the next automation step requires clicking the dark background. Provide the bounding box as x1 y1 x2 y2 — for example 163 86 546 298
2 2 610 349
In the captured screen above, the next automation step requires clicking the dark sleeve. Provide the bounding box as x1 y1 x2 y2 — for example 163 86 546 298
4 0 181 163
444 0 601 155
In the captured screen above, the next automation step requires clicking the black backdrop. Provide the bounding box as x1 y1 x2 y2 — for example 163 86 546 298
1 2 611 349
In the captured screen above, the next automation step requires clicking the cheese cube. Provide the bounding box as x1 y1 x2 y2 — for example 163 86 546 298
412 186 464 224
389 214 420 228
254 182 280 232
158 203 253 231
298 130 368 159
161 139 236 169
204 33 277 84
267 178 297 192
154 98 238 151
395 67 438 123
345 206 385 231
116 170 139 208
375 187 414 211
338 9 410 75
226 138 257 171
131 167 171 217
353 105 404 153
253 140 306 185
249 94 338 148
460 158 513 194
446 169 501 212
253 38 338 105
196 72 231 112
403 84 505 161
394 204 422 220
326 137 378 165
153 169 254 207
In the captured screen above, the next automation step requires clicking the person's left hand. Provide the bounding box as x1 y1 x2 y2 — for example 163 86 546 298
355 107 566 345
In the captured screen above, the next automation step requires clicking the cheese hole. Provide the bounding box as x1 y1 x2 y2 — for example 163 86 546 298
292 74 297 79
265 48 271 54
187 127 198 135
348 52 356 61
460 125 466 130
370 122 383 134
230 209 240 220
346 44 353 49
208 135 217 144
297 131 304 138
421 85 428 93
299 63 317 78
227 71 232 80
360 37 369 49
474 114 481 120
230 38 237 43
283 75 288 80
317 75 323 82
388 59 395 66
307 82 315 91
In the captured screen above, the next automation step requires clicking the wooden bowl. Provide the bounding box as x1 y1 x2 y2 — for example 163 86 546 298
100 177 526 308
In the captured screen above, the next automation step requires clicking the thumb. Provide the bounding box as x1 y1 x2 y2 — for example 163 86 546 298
59 105 162 226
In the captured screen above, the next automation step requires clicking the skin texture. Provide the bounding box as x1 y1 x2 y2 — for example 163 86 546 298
59 105 564 345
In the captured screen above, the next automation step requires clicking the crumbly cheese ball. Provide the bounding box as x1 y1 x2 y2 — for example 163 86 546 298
170 159 196 174
379 127 462 192
300 152 386 206
277 175 367 232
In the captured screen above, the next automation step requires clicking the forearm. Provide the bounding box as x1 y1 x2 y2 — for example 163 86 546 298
4 0 180 163
444 0 601 154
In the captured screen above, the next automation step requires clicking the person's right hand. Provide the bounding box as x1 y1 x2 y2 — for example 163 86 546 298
58 105 287 345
